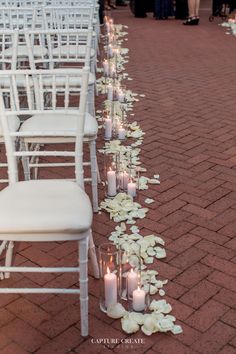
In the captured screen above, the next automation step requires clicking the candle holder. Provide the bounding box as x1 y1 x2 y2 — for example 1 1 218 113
119 243 141 301
104 153 119 197
117 123 126 141
103 111 113 141
107 81 114 101
99 243 121 313
116 84 125 103
127 176 137 198
103 59 109 77
128 278 150 313
117 167 129 192
116 152 129 192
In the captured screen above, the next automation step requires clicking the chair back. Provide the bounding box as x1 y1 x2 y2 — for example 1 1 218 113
44 6 94 30
24 28 93 70
0 6 46 29
0 67 90 186
0 30 18 69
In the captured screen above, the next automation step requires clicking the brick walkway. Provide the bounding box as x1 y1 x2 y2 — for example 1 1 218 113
0 6 236 354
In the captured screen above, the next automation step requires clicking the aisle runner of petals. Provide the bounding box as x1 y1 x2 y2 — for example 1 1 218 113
221 14 236 35
96 21 183 336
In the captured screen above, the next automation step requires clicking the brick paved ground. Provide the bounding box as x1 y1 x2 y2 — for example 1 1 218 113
0 5 236 354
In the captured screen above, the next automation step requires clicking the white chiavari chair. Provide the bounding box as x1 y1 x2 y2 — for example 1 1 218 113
0 67 99 336
0 6 46 29
23 28 99 211
44 5 99 59
0 30 20 184
47 0 101 42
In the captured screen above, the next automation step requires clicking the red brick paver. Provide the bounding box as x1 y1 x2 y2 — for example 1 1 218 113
0 4 236 354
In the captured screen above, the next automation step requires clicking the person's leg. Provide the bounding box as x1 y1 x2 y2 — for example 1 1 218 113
187 0 196 17
183 0 199 24
194 0 200 16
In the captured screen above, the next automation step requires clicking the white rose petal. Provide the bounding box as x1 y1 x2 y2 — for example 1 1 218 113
107 303 127 319
121 316 140 334
171 325 183 335
129 312 144 325
159 289 166 297
145 198 155 204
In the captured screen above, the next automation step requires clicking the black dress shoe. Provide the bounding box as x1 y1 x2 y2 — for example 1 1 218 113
183 17 199 25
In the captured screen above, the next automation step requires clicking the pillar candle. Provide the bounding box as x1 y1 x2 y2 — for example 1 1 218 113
118 125 126 140
103 60 109 76
132 286 146 312
107 168 116 197
118 171 129 190
118 90 125 103
104 117 112 140
108 44 113 57
107 83 113 101
127 180 136 197
104 267 117 308
127 268 138 297
110 64 116 78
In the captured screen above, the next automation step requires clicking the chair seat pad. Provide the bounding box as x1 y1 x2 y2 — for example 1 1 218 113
52 45 95 58
0 75 32 87
20 112 98 137
4 45 48 58
0 115 20 137
0 180 92 234
43 68 95 86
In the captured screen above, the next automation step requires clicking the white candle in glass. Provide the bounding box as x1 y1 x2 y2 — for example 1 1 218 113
132 286 146 312
127 180 136 197
127 268 138 297
108 44 113 57
107 83 113 101
119 171 129 190
104 117 112 140
103 60 109 76
107 168 116 197
110 64 116 78
118 125 126 140
104 266 117 309
118 90 125 103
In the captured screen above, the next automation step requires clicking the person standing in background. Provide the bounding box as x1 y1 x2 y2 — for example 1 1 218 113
154 0 173 19
175 0 188 19
183 0 200 24
133 0 147 17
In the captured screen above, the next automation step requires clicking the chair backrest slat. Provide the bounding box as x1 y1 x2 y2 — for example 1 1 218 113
0 67 90 186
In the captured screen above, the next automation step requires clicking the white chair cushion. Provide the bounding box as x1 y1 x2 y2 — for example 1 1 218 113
0 180 92 234
51 45 95 58
20 112 98 137
0 115 20 137
0 75 33 87
4 45 48 58
42 69 95 86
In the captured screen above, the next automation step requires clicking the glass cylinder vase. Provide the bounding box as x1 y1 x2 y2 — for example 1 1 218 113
119 243 141 301
99 243 121 313
104 153 119 198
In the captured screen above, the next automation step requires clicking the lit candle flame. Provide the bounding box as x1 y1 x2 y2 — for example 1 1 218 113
107 266 110 274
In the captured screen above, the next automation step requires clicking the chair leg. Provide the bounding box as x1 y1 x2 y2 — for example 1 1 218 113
21 141 31 181
88 229 99 279
96 159 101 184
5 241 14 279
89 140 98 212
79 237 89 337
88 84 95 117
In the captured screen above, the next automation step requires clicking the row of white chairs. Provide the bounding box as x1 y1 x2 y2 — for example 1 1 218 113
0 0 101 337
0 30 99 211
